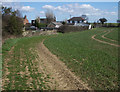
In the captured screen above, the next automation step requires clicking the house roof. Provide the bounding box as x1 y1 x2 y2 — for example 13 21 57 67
40 18 46 20
68 17 85 21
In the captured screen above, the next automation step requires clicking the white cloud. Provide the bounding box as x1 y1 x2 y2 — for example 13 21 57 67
2 2 20 8
80 4 93 8
42 3 117 22
111 12 117 15
40 11 45 14
42 5 54 10
0 0 119 2
2 2 35 12
1 0 17 2
21 6 34 12
42 3 117 16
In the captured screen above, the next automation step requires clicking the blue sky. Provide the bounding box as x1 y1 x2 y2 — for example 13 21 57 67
2 2 119 23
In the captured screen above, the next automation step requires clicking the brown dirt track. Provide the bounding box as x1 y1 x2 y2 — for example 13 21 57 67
36 40 92 90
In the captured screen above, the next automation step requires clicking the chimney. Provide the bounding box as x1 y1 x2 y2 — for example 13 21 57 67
24 15 27 19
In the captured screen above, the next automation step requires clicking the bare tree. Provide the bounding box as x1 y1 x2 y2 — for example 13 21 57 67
35 16 40 23
62 19 68 25
15 10 23 18
45 9 56 24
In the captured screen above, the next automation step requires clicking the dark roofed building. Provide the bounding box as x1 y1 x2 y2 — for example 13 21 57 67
31 18 47 26
47 22 63 28
40 18 47 24
67 17 85 24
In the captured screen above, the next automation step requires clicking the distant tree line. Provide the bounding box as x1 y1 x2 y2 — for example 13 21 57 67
2 6 24 36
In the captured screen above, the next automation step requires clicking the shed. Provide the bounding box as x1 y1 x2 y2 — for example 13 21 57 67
48 22 63 28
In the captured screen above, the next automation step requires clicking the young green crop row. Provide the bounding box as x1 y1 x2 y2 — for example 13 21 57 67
2 36 51 90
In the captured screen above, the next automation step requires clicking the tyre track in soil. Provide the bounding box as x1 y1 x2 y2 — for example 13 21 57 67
92 34 120 47
36 40 92 90
101 30 118 42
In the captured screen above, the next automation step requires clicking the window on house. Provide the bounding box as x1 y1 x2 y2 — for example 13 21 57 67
68 20 70 23
72 21 75 23
75 21 77 23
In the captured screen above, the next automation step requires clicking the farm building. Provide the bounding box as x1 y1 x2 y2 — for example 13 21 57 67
31 16 56 25
47 22 63 28
74 23 89 26
31 18 47 26
67 17 85 24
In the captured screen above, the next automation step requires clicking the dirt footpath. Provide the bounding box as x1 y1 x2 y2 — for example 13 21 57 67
36 40 91 90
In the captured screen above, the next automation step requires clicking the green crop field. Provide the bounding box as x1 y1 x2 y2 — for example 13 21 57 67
2 36 52 90
2 27 119 90
44 27 119 90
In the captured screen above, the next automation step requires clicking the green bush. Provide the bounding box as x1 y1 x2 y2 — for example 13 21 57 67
38 23 47 28
6 16 23 35
35 21 47 28
2 6 24 35
103 23 119 27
